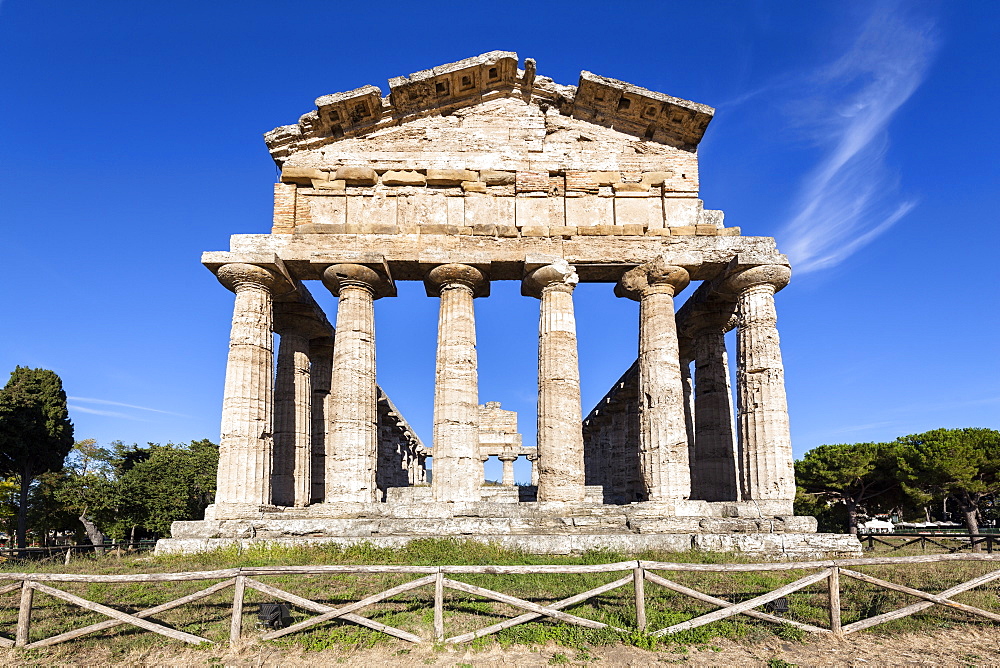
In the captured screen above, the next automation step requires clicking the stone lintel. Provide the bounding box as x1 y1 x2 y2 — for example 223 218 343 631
212 233 777 283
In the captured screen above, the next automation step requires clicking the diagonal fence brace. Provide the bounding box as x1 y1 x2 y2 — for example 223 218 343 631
29 582 209 645
442 577 624 632
249 575 433 642
653 568 833 636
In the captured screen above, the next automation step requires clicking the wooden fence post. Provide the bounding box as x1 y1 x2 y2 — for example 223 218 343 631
16 581 34 647
633 566 647 631
434 571 444 642
230 575 246 645
828 567 842 637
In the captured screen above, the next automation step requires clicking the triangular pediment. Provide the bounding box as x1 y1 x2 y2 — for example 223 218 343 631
265 51 714 165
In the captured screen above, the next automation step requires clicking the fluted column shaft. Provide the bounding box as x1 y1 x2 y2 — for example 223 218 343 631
323 264 386 503
692 328 739 501
638 285 690 501
272 331 312 506
215 264 279 506
618 259 691 502
525 261 585 502
427 264 485 503
309 338 333 504
727 265 794 501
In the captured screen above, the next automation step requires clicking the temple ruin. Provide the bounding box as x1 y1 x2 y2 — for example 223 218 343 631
158 52 861 557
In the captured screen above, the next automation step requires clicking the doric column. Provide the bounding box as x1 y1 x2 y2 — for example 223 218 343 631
527 452 539 487
214 263 281 506
523 260 585 502
499 453 517 486
272 323 312 507
690 317 739 502
309 337 333 504
616 257 691 502
679 351 695 462
425 264 487 503
322 264 390 503
723 265 794 501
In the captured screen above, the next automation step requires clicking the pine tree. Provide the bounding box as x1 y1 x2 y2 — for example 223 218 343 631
896 428 1000 539
0 367 74 548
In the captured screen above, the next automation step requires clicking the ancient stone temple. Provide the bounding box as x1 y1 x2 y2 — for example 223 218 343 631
158 52 860 558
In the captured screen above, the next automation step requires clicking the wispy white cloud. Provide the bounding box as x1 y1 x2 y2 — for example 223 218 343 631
778 4 937 273
68 405 148 421
68 397 188 417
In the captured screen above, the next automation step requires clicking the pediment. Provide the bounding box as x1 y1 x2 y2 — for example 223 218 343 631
265 51 714 166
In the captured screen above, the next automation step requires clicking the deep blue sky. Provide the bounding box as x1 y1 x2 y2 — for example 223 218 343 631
2 1 996 482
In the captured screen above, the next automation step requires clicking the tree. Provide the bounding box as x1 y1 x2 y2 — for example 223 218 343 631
51 439 119 547
896 428 1000 538
116 440 218 537
0 367 74 548
795 441 900 534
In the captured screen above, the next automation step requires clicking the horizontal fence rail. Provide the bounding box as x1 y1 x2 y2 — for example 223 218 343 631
0 553 999 647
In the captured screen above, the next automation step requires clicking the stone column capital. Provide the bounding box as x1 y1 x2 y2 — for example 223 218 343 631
497 452 518 462
522 260 578 299
321 264 393 299
615 258 690 301
216 263 281 293
424 263 489 297
722 264 791 295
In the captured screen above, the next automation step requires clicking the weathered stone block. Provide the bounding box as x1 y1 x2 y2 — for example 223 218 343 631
281 166 325 185
613 182 650 193
615 197 661 228
521 225 550 237
696 224 718 236
670 225 696 235
461 180 487 193
473 223 497 236
497 225 519 237
662 197 701 227
515 196 549 227
720 226 741 236
566 195 613 227
303 197 347 225
622 224 645 236
398 192 448 228
381 170 426 186
481 170 515 185
335 166 378 185
426 169 478 185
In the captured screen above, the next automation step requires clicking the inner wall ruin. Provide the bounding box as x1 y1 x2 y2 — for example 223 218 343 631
157 52 861 558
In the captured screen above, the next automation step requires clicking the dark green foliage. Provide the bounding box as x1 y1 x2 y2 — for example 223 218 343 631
0 367 74 548
113 439 219 536
895 428 1000 535
794 442 900 534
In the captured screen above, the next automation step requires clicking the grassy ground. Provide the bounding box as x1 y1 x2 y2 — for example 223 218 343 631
0 539 996 663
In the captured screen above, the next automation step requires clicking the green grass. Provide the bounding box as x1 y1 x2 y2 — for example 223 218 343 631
0 538 995 659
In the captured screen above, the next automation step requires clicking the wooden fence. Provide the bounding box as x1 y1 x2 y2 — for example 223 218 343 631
862 533 998 553
1 553 999 648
